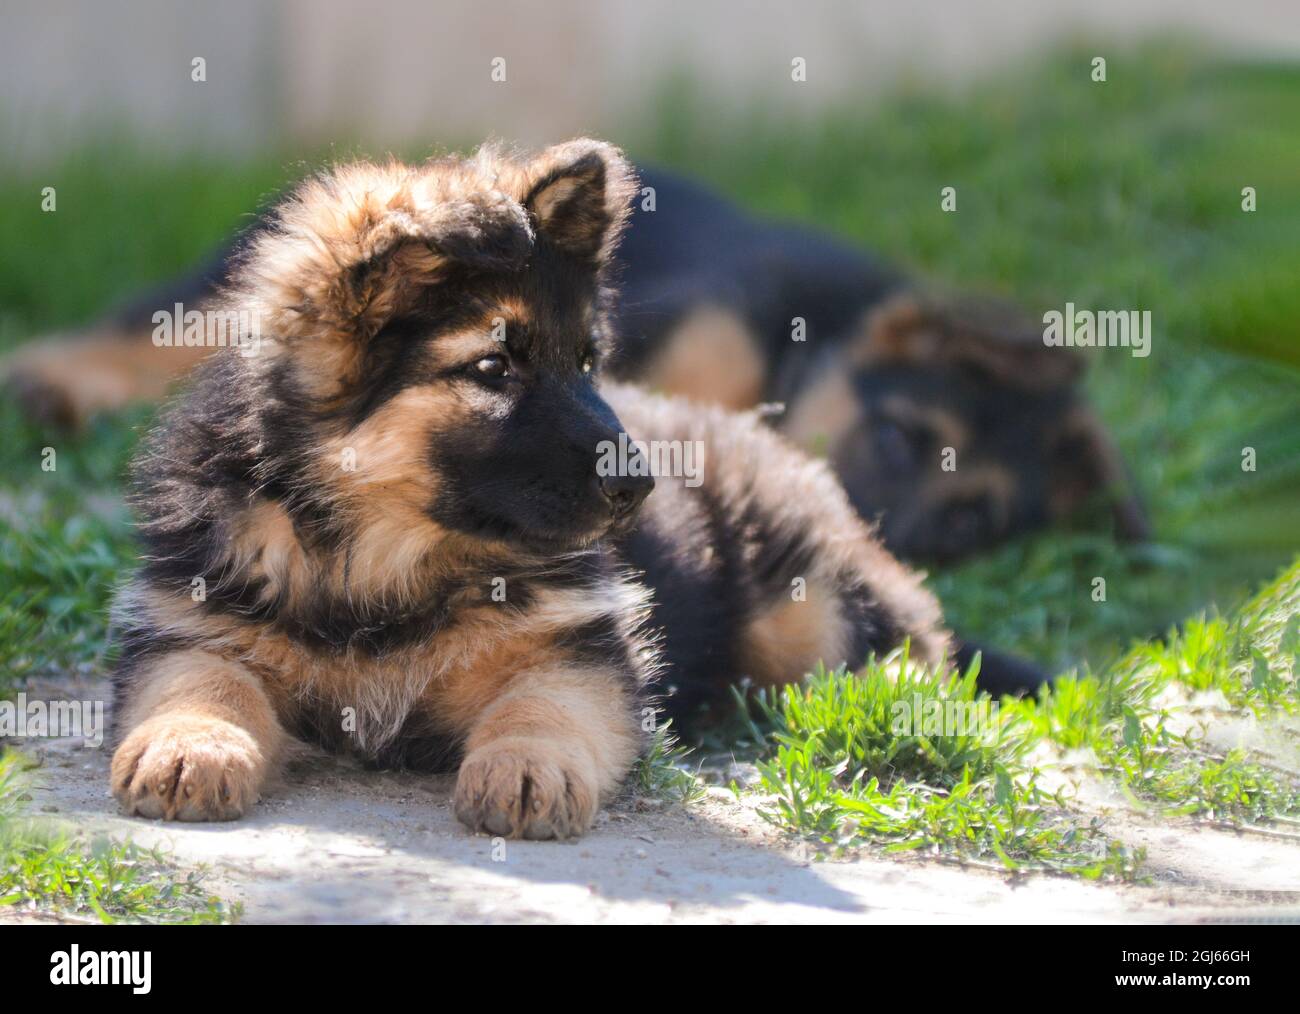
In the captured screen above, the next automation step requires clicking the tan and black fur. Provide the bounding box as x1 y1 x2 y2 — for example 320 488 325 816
612 171 1150 561
1 167 1148 567
108 141 948 838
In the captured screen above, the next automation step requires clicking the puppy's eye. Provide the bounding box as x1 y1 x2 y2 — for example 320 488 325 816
579 351 596 375
872 418 921 471
473 354 510 379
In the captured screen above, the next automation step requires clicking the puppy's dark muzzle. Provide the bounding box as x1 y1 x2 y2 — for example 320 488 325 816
599 472 654 521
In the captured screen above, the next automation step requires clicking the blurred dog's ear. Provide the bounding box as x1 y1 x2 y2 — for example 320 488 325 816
1049 406 1152 542
854 293 1084 392
519 139 637 263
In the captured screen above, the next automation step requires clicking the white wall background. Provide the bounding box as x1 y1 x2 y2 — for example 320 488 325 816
2 0 1298 162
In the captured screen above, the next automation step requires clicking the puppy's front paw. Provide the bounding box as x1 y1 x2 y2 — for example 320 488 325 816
454 737 599 840
111 713 267 822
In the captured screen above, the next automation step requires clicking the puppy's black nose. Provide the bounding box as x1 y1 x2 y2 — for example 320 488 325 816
599 472 654 519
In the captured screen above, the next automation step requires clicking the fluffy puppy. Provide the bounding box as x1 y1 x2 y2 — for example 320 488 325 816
109 140 948 838
0 170 1148 565
614 170 1150 562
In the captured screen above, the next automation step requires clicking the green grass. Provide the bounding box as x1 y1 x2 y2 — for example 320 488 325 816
0 506 135 691
0 753 236 923
631 722 708 805
1050 558 1300 827
743 652 1143 877
751 558 1300 873
0 394 149 696
0 42 1297 889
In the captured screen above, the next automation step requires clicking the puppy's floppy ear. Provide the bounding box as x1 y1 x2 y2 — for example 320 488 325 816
853 293 1084 392
237 159 534 350
520 139 637 263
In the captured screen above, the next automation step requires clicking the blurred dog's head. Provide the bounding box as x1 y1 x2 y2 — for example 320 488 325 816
228 140 654 560
786 293 1150 562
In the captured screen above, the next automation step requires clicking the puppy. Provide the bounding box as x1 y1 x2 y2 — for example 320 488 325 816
1 170 1147 566
108 141 949 838
614 170 1150 561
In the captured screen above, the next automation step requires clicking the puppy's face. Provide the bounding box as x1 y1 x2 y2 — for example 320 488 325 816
841 365 1082 561
792 296 1149 562
380 264 652 550
238 141 652 556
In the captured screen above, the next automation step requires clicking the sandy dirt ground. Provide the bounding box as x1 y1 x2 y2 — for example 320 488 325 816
7 674 1300 925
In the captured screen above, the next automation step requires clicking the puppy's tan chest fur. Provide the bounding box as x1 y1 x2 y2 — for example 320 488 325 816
121 584 574 757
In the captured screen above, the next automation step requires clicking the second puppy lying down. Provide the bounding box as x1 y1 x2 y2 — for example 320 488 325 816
108 139 948 839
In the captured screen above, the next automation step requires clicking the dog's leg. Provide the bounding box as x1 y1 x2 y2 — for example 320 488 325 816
4 243 234 428
952 638 1049 696
1 326 212 429
110 649 284 821
452 666 641 840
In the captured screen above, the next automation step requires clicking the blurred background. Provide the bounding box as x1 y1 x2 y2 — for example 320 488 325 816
4 0 1300 159
0 0 1297 687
